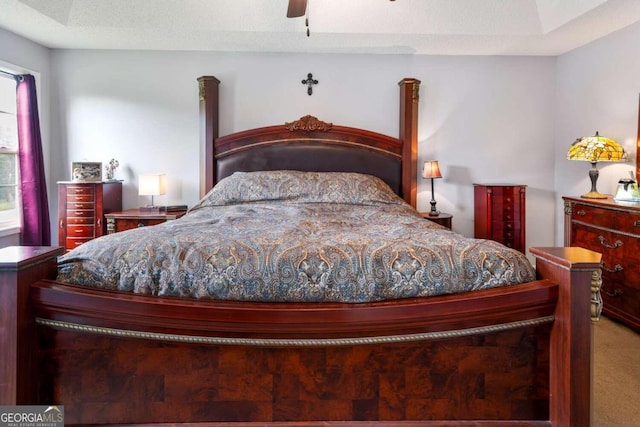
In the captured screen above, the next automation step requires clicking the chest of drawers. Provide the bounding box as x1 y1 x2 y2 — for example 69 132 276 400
474 184 526 252
564 196 640 331
58 181 122 251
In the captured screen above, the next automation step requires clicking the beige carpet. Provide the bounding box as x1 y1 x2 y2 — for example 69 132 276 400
592 316 640 427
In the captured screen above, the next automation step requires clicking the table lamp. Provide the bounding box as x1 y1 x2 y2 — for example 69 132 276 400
567 132 627 199
422 160 442 216
139 173 166 210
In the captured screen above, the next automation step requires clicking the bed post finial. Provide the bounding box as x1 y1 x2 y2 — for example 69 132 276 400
198 76 220 198
398 78 421 209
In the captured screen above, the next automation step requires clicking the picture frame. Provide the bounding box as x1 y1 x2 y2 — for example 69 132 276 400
71 161 102 182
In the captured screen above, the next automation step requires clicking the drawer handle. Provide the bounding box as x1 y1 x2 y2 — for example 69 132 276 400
604 287 623 298
576 209 586 216
635 220 640 227
598 236 623 249
602 263 623 273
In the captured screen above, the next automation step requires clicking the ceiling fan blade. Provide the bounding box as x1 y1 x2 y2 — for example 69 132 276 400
287 0 307 18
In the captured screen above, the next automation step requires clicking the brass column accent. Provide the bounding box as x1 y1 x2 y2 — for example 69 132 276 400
591 269 603 322
197 76 220 198
398 78 421 209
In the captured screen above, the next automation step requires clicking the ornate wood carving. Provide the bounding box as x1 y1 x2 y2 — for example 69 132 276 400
284 115 333 132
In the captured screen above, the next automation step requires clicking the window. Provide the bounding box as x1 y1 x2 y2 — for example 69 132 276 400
0 75 20 232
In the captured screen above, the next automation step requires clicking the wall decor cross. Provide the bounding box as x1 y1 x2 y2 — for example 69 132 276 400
301 73 318 96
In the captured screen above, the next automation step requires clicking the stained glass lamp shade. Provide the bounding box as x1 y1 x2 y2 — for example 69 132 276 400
567 132 627 199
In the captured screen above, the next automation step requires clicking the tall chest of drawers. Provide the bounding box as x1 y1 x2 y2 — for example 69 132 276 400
58 181 122 251
473 184 526 252
563 196 640 331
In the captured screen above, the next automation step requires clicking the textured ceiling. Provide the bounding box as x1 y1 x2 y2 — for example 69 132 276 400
0 0 639 55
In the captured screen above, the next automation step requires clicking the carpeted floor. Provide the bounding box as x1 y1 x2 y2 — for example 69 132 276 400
592 316 640 427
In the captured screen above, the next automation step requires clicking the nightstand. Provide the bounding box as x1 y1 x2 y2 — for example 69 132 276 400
104 209 188 234
420 212 452 229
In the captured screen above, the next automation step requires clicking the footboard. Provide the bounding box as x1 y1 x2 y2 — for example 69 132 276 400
0 246 601 426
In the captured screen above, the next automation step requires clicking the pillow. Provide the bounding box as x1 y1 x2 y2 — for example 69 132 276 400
192 170 405 208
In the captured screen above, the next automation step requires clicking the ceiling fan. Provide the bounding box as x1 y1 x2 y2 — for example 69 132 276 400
287 0 396 17
287 0 310 36
286 0 308 18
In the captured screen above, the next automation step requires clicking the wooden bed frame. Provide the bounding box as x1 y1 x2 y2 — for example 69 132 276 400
0 77 602 426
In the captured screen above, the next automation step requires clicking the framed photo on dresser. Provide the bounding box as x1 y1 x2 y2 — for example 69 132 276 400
71 161 102 182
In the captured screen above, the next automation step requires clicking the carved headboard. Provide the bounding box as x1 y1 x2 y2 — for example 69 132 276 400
197 77 421 208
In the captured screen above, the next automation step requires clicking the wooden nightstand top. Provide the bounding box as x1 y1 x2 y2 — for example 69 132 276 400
104 208 188 220
419 212 452 229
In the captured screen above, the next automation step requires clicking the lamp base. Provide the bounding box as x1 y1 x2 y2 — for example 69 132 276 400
580 191 607 199
429 197 439 216
140 205 161 212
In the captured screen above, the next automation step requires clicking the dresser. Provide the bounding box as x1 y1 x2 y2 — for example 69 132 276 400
105 209 188 234
58 181 122 251
564 196 640 331
473 184 526 252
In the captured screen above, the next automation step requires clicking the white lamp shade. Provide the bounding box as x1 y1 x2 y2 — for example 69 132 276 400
138 174 167 196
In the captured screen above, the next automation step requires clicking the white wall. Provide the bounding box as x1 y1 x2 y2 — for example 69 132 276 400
413 55 556 249
49 51 414 210
555 22 640 245
20 18 640 254
50 50 557 253
0 28 51 248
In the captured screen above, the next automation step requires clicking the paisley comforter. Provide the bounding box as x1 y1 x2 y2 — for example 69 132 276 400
57 171 536 303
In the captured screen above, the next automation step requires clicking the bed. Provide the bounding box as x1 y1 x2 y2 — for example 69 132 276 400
0 77 602 426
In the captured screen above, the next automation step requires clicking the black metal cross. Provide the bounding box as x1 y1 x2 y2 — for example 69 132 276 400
301 73 318 96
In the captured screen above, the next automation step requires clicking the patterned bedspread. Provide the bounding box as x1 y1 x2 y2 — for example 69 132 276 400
57 171 535 303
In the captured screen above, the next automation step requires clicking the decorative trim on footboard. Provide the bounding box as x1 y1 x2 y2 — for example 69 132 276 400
36 315 554 347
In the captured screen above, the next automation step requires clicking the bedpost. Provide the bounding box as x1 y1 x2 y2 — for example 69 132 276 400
530 247 602 427
398 78 420 209
197 76 220 198
0 246 63 404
